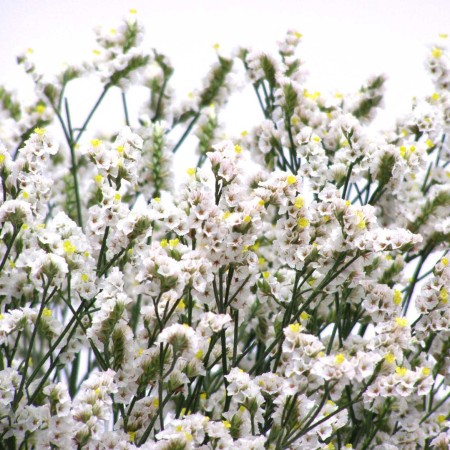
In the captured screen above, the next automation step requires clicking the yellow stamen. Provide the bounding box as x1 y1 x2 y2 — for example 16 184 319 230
395 317 408 327
35 104 46 114
298 217 309 228
128 431 136 443
90 138 102 148
294 196 304 208
432 47 443 58
395 366 407 376
393 289 402 305
286 175 297 185
63 240 76 254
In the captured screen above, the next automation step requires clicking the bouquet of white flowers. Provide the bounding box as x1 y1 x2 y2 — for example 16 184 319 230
0 10 449 450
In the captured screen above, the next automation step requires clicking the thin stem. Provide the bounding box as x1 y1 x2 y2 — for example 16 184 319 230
402 242 434 316
159 343 165 431
221 327 231 412
13 280 56 410
0 226 20 273
74 85 110 146
342 165 354 200
172 112 200 154
153 77 168 122
232 309 239 367
137 392 173 446
26 299 85 388
122 91 130 126
96 226 110 275
65 98 83 227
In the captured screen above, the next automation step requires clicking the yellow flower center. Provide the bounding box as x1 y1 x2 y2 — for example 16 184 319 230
300 311 310 320
395 317 408 327
294 196 304 208
439 288 448 304
298 217 310 228
432 47 443 58
393 289 402 305
63 240 76 254
169 238 179 247
286 175 297 185
395 366 407 376
90 138 102 148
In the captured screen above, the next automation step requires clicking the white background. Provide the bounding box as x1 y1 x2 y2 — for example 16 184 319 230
1 0 449 135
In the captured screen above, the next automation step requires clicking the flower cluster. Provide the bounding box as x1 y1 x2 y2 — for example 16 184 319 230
0 11 449 450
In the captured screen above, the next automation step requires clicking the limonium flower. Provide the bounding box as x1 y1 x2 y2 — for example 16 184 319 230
1 12 450 449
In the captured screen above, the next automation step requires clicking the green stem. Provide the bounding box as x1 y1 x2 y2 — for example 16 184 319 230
284 362 381 447
0 226 20 273
98 247 128 278
253 83 269 118
402 242 434 316
96 226 110 275
342 161 356 200
27 315 81 406
74 85 110 146
172 112 200 154
153 77 168 122
26 299 85 389
221 328 231 412
13 280 56 410
159 342 165 431
232 309 239 367
65 98 83 227
137 392 173 446
122 91 130 126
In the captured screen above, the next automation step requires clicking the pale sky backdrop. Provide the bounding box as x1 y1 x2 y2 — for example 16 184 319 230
1 0 449 138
